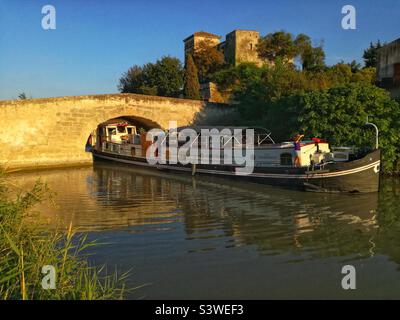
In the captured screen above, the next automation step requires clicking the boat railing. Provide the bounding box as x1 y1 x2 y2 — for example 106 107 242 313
100 131 277 151
307 160 334 173
256 133 275 146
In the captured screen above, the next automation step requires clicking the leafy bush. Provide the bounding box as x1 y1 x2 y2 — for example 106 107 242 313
300 84 400 174
213 60 399 174
266 84 400 174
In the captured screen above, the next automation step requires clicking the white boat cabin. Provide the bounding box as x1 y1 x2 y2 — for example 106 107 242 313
105 122 136 143
95 124 355 168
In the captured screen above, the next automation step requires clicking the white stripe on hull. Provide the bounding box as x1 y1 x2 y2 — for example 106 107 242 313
93 153 380 180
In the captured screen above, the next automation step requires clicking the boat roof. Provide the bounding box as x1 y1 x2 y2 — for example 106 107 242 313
175 126 271 134
105 123 135 127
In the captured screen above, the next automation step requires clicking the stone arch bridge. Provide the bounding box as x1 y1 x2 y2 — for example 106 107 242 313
0 93 234 171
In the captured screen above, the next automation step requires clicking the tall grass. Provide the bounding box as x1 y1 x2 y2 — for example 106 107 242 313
0 173 129 300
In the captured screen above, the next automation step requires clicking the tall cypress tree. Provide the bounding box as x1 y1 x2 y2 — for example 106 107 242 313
183 54 201 100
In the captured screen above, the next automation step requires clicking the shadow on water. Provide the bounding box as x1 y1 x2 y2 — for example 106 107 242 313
7 161 400 298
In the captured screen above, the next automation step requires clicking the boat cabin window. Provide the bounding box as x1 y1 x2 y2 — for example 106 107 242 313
117 126 126 134
280 153 293 166
108 127 116 136
127 127 133 134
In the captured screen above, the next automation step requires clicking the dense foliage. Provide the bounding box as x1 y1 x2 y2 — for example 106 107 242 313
192 40 225 82
257 31 325 71
212 60 377 103
212 60 399 174
267 85 400 174
118 56 183 98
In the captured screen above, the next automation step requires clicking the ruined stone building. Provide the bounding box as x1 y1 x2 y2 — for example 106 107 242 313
183 30 264 102
377 38 400 98
183 30 263 67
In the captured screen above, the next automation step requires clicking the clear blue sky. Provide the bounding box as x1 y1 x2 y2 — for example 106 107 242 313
0 0 399 100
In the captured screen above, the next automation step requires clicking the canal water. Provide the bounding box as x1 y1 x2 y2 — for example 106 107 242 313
7 161 400 299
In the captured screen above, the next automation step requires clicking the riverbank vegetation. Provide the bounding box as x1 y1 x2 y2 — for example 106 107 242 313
214 64 400 174
0 174 128 299
207 36 399 174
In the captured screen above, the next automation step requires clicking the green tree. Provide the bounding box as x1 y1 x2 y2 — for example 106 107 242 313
363 40 382 68
293 33 312 55
150 56 184 97
213 63 399 173
301 84 400 173
257 31 298 63
300 45 326 71
118 65 148 94
213 61 306 121
348 60 362 73
183 54 201 99
257 31 326 70
294 34 326 71
326 63 353 84
268 84 400 174
211 62 264 91
192 40 225 82
118 56 183 97
351 67 377 84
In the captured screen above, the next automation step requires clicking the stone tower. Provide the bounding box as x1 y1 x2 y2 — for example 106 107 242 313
182 29 264 102
183 31 221 65
377 38 400 98
183 29 263 67
221 30 262 66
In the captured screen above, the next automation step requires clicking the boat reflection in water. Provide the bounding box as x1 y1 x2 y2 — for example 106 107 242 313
87 162 381 258
11 161 400 299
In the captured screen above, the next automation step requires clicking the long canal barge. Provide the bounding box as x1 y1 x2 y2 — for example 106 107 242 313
90 121 380 193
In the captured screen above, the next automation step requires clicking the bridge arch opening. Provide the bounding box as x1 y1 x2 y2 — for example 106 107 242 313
85 115 163 153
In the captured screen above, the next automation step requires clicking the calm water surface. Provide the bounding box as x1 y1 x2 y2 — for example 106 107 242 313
8 161 400 299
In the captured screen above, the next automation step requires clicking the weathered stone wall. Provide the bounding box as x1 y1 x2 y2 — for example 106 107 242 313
234 30 262 66
224 30 262 66
377 38 400 80
0 93 233 171
377 38 400 98
200 82 232 104
183 32 221 65
185 29 263 67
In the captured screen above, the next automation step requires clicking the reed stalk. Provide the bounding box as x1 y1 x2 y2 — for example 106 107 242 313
0 171 130 300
